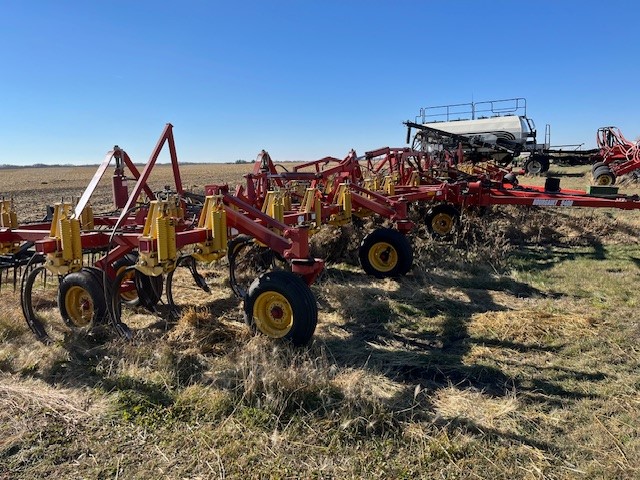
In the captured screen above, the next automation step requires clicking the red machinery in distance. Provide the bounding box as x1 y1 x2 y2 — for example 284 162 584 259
591 126 640 185
222 119 640 247
205 149 417 279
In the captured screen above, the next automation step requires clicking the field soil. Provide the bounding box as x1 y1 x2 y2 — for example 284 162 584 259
1 162 639 479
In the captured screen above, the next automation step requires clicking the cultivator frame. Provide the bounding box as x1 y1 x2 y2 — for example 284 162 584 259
216 147 423 278
0 124 324 346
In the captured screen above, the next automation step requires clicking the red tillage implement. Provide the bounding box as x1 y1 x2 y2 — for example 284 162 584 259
0 125 323 346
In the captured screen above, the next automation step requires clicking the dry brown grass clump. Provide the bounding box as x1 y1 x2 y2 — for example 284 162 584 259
166 307 249 355
469 309 597 346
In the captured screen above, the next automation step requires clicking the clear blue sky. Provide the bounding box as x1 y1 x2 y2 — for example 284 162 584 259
1 0 639 165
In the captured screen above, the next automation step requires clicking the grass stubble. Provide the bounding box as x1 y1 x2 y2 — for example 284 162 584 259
0 164 639 479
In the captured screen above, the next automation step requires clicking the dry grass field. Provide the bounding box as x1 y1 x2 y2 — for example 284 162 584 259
0 163 253 222
1 162 639 479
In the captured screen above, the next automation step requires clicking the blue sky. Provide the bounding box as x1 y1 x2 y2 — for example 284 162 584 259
1 0 639 165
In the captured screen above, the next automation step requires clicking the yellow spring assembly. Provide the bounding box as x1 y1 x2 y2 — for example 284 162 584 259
383 175 395 195
0 200 17 228
79 204 94 231
329 183 352 226
53 216 82 273
210 203 228 251
283 191 292 211
142 201 159 238
338 184 352 216
301 188 316 213
263 191 284 223
156 215 177 263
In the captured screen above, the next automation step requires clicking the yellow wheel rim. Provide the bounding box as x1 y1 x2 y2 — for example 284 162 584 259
64 285 94 327
117 266 138 302
252 291 294 338
431 212 454 236
367 241 398 273
595 174 613 186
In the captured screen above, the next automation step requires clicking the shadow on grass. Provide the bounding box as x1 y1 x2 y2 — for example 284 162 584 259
25 289 242 392
317 266 600 402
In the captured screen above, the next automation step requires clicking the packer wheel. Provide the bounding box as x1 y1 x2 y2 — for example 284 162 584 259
112 253 163 310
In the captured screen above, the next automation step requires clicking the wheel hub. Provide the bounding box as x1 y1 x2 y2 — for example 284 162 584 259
270 305 284 320
432 213 454 236
368 242 398 272
253 291 293 338
65 285 93 327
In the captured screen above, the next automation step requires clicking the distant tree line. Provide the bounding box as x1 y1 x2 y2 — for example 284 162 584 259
0 163 78 169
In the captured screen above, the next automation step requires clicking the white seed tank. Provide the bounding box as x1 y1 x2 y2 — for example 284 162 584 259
423 115 534 147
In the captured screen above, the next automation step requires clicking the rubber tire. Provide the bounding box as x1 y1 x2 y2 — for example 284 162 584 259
591 161 606 174
135 272 163 311
358 228 413 278
228 234 274 299
426 204 460 239
592 165 616 186
111 253 162 310
243 270 318 346
524 155 550 174
113 253 141 306
57 269 109 330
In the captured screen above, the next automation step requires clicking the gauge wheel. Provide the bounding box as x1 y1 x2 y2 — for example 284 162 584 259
358 228 413 278
113 253 141 306
228 234 274 299
426 204 460 239
57 269 109 330
243 270 317 346
112 253 162 310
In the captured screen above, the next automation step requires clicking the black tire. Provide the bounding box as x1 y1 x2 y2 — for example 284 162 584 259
108 266 134 339
228 234 274 298
113 253 141 306
425 204 460 240
591 161 606 174
135 270 163 311
243 270 317 346
112 253 162 310
592 165 616 186
502 172 518 186
523 155 550 175
358 228 413 278
57 268 109 330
